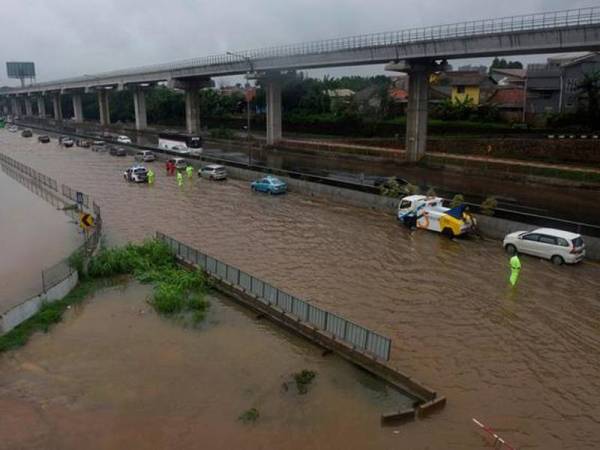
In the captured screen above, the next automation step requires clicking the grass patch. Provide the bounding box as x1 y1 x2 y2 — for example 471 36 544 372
1 239 209 354
293 369 317 395
238 408 260 424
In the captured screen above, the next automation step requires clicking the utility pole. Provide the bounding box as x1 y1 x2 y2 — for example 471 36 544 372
227 51 254 167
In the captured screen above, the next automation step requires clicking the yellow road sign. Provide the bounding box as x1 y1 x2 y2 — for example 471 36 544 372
79 213 94 229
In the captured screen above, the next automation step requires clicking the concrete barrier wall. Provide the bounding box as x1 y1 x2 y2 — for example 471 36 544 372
0 271 79 335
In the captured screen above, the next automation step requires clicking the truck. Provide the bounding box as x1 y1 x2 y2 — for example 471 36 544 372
397 195 475 238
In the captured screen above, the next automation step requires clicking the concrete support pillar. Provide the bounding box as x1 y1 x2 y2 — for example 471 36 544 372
97 90 110 126
10 97 19 116
37 97 46 118
264 77 282 145
184 89 200 134
24 98 33 116
405 63 431 162
133 89 147 130
52 94 63 121
72 94 84 122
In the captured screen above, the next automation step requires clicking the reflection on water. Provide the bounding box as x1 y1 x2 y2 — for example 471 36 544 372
0 169 80 310
0 282 411 450
1 130 600 449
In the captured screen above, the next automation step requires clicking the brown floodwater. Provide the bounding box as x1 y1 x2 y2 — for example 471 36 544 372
0 168 80 310
1 130 600 449
0 282 411 450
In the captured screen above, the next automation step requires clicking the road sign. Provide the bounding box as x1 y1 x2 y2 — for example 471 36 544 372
76 191 84 205
79 213 94 229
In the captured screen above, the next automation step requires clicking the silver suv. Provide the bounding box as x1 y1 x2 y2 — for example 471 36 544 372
199 164 227 180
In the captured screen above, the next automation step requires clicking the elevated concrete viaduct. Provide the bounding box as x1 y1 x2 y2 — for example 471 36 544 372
2 7 600 159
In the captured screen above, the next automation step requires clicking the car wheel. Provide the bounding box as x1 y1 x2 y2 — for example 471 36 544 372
505 244 517 255
442 227 454 239
551 255 564 266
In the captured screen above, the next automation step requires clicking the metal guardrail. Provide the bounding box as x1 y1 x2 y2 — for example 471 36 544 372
5 7 600 90
156 232 392 361
0 154 102 292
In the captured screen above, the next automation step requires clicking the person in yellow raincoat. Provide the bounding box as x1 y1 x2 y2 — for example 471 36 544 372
509 254 521 287
176 171 183 187
186 165 194 179
147 168 155 185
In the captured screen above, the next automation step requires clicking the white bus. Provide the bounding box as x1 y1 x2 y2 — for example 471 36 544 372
158 132 203 156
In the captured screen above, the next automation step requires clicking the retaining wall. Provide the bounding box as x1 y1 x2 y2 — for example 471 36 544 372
0 272 78 334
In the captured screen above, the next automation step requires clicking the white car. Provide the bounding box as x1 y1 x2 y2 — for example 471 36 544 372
198 164 227 180
503 228 586 265
123 165 148 183
167 157 188 170
117 135 132 144
8 125 18 133
170 145 190 156
135 150 156 162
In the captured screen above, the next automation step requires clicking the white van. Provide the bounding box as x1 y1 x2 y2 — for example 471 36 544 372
503 228 585 265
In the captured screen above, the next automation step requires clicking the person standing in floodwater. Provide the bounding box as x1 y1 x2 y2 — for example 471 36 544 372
147 168 155 185
176 171 183 187
186 165 193 179
509 254 521 287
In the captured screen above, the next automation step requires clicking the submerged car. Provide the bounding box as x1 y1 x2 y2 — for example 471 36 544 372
135 150 156 162
251 176 287 194
62 138 74 147
117 135 132 144
199 164 227 180
503 228 585 265
21 129 33 138
38 135 50 143
76 139 90 148
109 146 127 157
123 165 148 183
8 125 18 132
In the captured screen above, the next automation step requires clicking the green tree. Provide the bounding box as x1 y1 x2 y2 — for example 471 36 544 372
577 71 600 128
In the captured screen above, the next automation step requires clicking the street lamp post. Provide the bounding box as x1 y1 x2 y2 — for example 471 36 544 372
227 51 254 167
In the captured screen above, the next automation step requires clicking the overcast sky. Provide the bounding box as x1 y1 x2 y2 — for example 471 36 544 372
0 0 591 86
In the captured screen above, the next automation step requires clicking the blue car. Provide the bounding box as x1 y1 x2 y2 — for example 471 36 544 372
251 176 287 194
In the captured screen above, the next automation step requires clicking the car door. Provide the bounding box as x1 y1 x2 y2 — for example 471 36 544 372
519 233 541 256
537 234 558 260
258 178 269 192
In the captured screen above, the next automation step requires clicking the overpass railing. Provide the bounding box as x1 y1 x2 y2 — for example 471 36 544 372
7 6 600 90
156 232 393 361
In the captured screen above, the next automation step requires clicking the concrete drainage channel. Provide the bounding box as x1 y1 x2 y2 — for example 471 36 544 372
157 231 446 424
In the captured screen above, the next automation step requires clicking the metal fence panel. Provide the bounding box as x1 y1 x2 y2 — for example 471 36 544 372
239 271 252 291
277 291 293 313
346 322 368 350
307 305 327 329
206 256 217 275
292 297 309 321
42 260 73 291
226 265 239 285
326 313 346 339
367 333 391 360
216 261 227 279
263 283 278 304
250 276 264 298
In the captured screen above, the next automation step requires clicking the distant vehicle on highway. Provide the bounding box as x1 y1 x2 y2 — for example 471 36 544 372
76 139 90 148
251 176 287 194
503 228 585 265
8 125 18 133
21 129 33 138
123 165 148 183
109 146 127 157
199 164 227 180
135 150 156 162
59 136 74 147
38 135 50 143
117 135 132 144
158 131 202 155
167 157 188 170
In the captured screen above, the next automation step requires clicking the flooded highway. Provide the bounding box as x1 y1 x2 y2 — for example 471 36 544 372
1 130 600 448
0 169 80 310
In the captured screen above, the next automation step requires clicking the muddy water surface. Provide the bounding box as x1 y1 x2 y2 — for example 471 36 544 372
1 131 600 449
0 168 80 310
0 282 410 450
